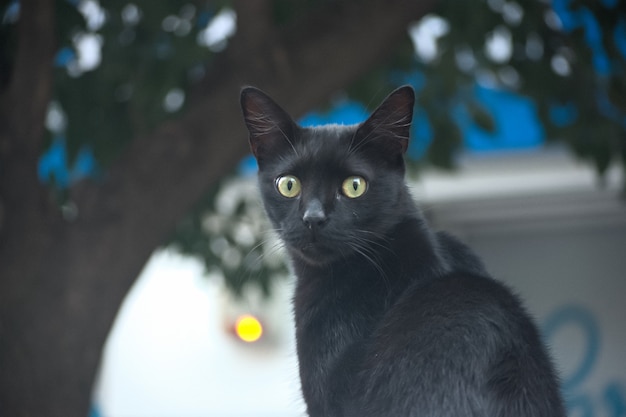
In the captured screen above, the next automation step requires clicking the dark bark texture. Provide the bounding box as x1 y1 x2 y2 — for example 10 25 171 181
0 0 435 415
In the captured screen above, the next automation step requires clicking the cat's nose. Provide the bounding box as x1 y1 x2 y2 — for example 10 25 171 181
302 199 328 229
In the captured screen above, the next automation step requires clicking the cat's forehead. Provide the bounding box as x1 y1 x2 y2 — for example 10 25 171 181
277 124 374 179
258 123 372 177
296 124 357 158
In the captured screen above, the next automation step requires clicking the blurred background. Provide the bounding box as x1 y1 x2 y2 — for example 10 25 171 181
1 1 625 416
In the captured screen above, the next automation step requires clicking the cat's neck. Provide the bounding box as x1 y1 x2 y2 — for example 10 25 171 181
291 212 446 314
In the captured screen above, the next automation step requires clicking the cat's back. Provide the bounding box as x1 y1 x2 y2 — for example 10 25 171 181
349 271 565 417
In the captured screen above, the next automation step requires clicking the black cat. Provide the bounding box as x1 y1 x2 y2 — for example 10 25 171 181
240 85 565 417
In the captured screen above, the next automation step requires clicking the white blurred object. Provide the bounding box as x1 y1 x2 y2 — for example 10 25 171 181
95 250 305 417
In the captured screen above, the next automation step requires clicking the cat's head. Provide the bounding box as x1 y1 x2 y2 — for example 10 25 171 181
240 86 415 266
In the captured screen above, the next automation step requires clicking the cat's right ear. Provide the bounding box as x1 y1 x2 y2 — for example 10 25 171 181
240 87 297 164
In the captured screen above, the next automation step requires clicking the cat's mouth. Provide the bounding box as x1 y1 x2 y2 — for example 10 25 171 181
281 228 345 265
291 240 340 265
301 242 324 253
300 241 326 255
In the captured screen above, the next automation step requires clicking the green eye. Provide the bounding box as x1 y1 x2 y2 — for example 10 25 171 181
341 176 367 198
276 175 301 198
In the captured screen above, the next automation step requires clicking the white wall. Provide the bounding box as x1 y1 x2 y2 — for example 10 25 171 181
94 251 306 417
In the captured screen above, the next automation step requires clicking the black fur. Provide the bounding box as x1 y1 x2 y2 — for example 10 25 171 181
240 86 565 417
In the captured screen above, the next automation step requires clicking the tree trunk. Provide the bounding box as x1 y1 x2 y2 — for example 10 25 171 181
0 1 435 415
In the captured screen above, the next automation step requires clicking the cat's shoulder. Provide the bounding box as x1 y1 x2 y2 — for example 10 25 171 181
367 271 532 377
425 271 525 315
434 230 488 276
387 270 531 342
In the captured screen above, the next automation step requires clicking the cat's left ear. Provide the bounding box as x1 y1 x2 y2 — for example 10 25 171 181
354 85 415 155
240 87 298 165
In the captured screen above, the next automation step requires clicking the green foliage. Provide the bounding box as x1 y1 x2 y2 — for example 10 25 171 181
49 0 226 164
169 175 288 297
343 0 625 175
4 0 625 295
433 0 626 173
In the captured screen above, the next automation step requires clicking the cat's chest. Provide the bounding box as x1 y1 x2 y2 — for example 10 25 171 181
293 261 400 365
292 263 406 414
295 262 392 322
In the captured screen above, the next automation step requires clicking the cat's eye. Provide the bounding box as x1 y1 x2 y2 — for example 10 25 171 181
341 176 367 198
276 175 301 198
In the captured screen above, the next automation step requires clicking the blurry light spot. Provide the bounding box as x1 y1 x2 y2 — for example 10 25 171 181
121 3 141 26
202 214 223 235
38 138 69 187
544 9 562 30
235 315 263 343
72 147 97 181
551 54 571 76
210 237 228 256
233 223 256 247
2 1 20 24
162 15 180 32
73 32 103 72
262 233 285 268
174 19 192 37
46 101 67 133
179 4 196 20
55 47 75 67
485 26 512 63
486 0 505 12
197 8 237 52
243 251 263 271
476 68 497 88
221 246 242 269
163 88 185 112
502 2 523 26
62 201 79 222
498 66 520 88
526 32 544 61
78 0 106 31
408 14 450 63
66 63 80 77
455 45 476 72
216 180 241 215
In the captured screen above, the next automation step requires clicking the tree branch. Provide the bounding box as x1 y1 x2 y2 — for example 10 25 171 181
231 0 274 52
1 2 437 414
0 0 56 154
0 0 57 245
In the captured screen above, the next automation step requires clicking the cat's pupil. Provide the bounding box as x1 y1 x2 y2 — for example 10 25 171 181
287 181 293 190
352 180 358 191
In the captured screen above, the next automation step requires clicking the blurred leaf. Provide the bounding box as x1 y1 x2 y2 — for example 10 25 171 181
467 100 496 133
608 76 626 113
56 0 87 43
427 115 462 169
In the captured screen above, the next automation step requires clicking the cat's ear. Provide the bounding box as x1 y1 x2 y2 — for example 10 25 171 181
240 87 297 163
354 86 415 156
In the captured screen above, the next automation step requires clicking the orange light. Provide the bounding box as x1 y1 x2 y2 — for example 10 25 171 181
234 314 263 343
